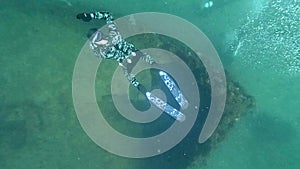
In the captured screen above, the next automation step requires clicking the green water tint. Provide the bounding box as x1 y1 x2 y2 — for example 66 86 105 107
231 0 300 76
94 33 254 169
0 0 279 168
0 5 254 168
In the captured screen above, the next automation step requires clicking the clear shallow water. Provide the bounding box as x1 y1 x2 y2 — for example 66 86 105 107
0 0 299 169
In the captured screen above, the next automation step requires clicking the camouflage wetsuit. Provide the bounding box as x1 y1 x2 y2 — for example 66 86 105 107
86 11 154 87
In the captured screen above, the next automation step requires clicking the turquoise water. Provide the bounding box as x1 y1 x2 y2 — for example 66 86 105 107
1 0 299 169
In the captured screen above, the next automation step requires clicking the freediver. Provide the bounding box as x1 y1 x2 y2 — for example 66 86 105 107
76 11 155 89
76 11 188 122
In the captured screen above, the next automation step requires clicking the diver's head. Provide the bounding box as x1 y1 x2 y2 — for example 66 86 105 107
86 28 99 39
87 28 108 45
76 12 92 22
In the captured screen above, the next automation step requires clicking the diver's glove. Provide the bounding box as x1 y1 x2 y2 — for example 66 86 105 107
76 12 93 22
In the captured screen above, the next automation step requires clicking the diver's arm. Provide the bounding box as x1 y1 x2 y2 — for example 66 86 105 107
77 11 120 40
76 11 113 23
93 11 113 23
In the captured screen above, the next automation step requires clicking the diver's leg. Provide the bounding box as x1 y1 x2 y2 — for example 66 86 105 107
120 63 140 87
